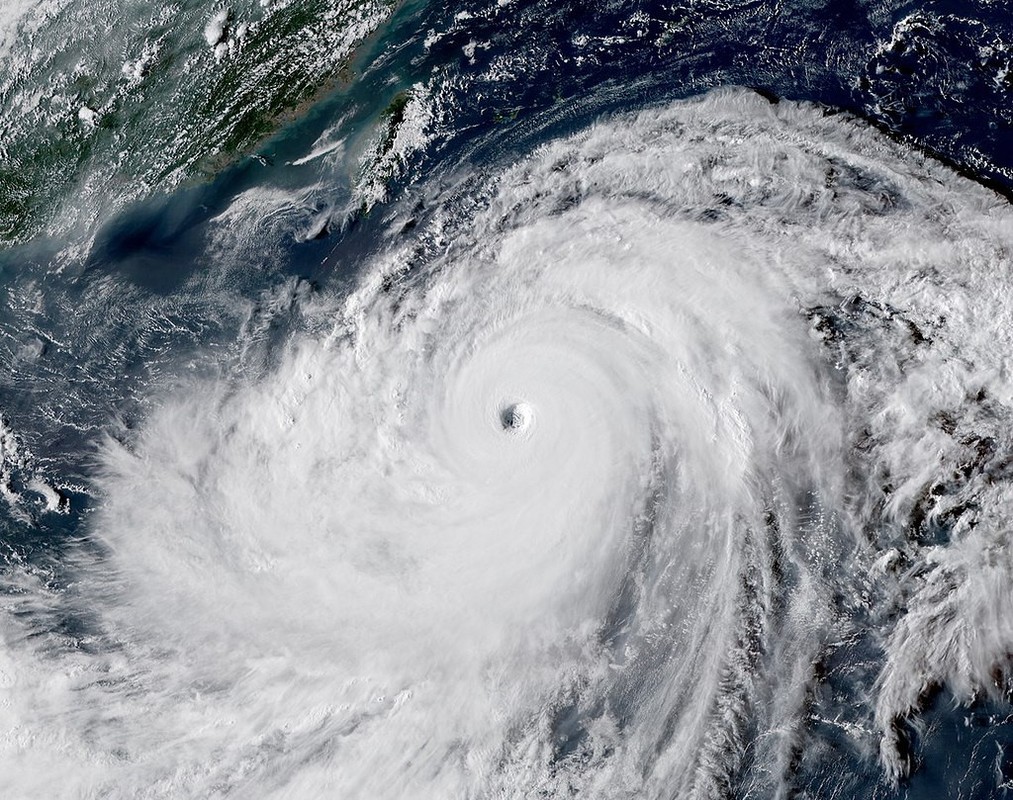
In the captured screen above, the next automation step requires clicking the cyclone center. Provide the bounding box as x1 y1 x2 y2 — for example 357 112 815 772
499 402 533 432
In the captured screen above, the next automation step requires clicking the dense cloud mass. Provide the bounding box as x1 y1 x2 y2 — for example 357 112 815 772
3 89 1013 797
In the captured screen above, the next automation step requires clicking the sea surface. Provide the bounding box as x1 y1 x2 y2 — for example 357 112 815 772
2 1 1013 798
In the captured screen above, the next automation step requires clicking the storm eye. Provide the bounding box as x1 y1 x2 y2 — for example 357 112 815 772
499 402 533 432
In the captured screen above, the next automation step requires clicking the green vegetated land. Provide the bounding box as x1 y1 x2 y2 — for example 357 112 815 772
0 0 395 245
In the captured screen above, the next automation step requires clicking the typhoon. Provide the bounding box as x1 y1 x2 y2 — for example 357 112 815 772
2 87 1013 798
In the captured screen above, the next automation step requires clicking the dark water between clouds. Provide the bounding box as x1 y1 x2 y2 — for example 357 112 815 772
2 0 1013 797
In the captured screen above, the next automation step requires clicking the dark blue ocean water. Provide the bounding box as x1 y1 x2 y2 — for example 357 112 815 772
3 0 1013 796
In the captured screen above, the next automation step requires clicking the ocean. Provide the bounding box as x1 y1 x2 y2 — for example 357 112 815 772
2 1 1013 797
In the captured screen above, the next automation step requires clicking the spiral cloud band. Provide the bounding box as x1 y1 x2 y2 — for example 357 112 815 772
4 88 1013 798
